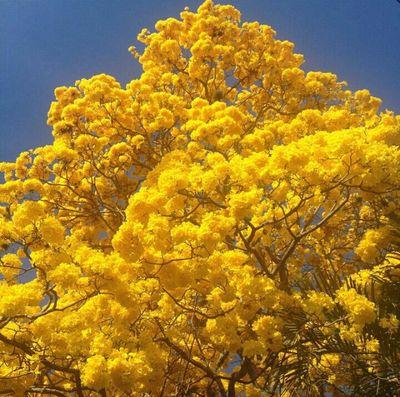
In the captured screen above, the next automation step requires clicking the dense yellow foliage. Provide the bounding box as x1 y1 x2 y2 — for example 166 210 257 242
1 1 400 396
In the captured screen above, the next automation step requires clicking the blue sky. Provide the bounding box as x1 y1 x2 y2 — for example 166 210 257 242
1 0 399 161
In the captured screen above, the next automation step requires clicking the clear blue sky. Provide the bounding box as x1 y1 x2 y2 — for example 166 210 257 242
1 0 399 161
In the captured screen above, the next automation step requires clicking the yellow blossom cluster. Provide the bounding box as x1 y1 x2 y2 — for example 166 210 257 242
0 1 400 396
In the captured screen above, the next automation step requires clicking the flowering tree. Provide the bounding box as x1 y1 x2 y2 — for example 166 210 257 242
1 1 400 395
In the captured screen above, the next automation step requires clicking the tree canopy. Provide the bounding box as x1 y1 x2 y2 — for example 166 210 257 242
1 1 400 395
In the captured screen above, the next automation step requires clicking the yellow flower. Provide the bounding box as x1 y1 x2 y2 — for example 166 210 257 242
0 0 399 393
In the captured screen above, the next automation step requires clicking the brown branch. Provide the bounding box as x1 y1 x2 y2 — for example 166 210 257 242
156 333 226 396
